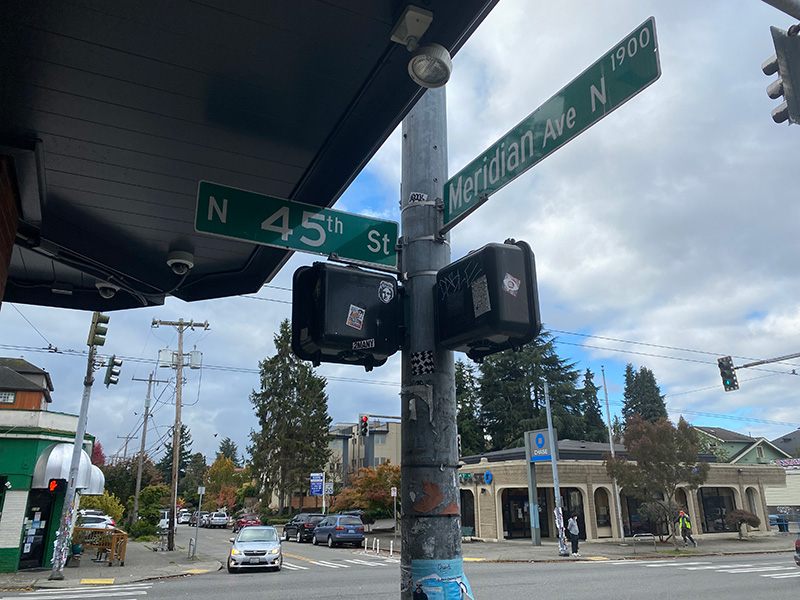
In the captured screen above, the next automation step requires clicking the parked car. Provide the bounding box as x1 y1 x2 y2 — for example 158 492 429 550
282 513 325 543
157 509 177 531
207 512 229 528
233 514 261 533
795 532 800 567
227 525 282 573
178 510 192 524
77 514 116 529
794 533 800 567
770 514 800 532
190 511 209 527
312 514 365 548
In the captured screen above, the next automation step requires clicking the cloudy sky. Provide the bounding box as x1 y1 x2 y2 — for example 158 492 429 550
2 0 799 464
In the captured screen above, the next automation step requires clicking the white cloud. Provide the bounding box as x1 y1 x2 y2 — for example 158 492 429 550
3 0 800 462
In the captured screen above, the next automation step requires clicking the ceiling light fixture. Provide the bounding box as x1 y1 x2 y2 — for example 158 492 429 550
390 5 452 88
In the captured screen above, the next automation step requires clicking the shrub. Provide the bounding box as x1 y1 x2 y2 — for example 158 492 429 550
724 509 760 539
127 520 158 539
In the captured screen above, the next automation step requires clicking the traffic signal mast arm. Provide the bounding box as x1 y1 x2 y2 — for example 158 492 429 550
737 350 800 369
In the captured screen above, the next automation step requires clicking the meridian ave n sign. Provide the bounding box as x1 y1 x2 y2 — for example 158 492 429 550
443 17 661 231
195 181 399 270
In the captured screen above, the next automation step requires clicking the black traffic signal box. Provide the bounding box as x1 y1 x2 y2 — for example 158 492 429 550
292 262 402 371
436 240 541 361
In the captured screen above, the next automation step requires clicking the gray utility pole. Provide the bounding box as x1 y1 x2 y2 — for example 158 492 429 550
601 366 625 540
400 87 465 598
49 346 98 580
151 318 209 551
131 373 169 526
544 383 569 557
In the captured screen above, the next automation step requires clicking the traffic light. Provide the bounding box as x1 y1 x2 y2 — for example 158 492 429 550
762 25 800 124
360 415 369 436
87 311 110 347
48 478 67 493
292 262 402 371
104 355 123 387
717 356 739 392
436 240 541 361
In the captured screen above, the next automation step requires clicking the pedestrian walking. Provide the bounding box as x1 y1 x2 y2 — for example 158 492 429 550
678 510 697 547
567 514 580 556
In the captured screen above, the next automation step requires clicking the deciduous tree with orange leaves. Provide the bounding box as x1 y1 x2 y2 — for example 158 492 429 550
332 461 400 517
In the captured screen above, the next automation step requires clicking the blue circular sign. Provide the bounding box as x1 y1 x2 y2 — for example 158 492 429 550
484 471 492 484
535 433 545 448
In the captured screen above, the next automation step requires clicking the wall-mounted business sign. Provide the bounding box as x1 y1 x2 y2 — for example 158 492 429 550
525 429 557 463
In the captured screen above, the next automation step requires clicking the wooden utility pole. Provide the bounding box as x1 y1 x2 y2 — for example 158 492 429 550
131 372 169 526
116 434 138 459
151 318 209 551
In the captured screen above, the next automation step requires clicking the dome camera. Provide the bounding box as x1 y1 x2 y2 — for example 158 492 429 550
95 282 119 299
166 250 194 276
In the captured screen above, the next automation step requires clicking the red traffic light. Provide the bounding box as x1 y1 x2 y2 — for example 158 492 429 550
361 416 368 423
48 478 67 493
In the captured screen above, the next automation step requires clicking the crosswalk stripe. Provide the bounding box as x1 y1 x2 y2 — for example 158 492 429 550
308 559 348 569
282 562 308 571
765 572 800 579
25 585 152 595
645 562 710 568
717 566 796 574
344 559 386 567
682 564 749 570
13 591 149 600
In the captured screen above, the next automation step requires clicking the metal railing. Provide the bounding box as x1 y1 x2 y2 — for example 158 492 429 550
71 527 128 566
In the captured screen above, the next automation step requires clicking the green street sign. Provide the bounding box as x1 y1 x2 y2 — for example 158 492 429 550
443 17 661 231
195 181 398 269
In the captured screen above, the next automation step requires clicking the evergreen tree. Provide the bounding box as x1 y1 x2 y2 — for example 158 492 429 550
455 360 485 457
218 437 241 467
178 452 208 506
156 424 193 482
478 330 582 450
101 456 161 511
621 364 668 423
579 369 608 443
248 319 332 513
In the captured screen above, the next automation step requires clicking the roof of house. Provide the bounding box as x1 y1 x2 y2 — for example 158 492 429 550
0 358 53 402
693 426 754 443
771 429 800 456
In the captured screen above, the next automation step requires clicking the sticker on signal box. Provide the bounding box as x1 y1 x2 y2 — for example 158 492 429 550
347 305 365 330
503 273 521 297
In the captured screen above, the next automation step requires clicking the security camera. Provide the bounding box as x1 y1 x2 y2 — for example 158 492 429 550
4 481 10 489
166 250 194 276
95 282 119 299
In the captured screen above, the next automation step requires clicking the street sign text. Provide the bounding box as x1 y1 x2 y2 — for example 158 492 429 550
196 181 399 269
443 17 661 231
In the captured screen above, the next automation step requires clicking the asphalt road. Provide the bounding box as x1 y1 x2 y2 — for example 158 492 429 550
1 528 797 599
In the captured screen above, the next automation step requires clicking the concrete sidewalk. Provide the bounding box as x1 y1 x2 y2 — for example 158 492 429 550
362 527 797 563
0 538 222 591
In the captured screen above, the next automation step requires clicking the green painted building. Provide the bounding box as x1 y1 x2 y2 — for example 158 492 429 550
0 359 100 573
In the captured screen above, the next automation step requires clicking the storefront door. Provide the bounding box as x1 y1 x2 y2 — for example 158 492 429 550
18 490 54 570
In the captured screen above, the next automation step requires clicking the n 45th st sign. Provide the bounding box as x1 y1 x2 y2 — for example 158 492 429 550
443 17 661 231
196 181 399 270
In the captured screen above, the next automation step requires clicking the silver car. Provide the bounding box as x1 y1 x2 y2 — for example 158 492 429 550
227 525 282 573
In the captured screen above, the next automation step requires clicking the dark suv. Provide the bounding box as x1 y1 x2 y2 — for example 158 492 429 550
282 513 325 543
